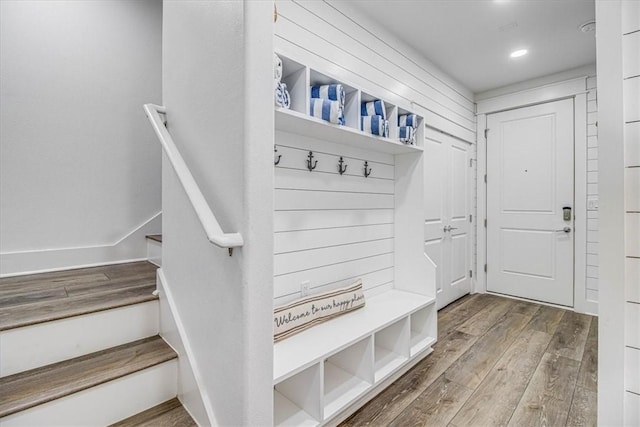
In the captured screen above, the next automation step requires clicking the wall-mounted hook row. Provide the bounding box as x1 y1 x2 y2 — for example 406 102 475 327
274 145 282 166
338 156 348 175
307 151 318 171
364 160 372 178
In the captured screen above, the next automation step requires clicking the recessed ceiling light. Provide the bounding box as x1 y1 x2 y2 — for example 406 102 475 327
510 49 528 58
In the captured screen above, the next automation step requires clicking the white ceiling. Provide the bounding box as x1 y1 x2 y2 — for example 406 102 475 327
338 0 596 94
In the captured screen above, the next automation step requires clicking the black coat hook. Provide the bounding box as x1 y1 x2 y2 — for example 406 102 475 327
307 151 318 171
364 161 372 178
338 156 348 175
274 145 281 166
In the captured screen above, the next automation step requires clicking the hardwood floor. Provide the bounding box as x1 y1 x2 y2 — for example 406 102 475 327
109 398 196 427
341 293 597 427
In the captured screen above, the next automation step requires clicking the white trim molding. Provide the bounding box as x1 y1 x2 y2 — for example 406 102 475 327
475 76 593 314
0 212 161 277
476 77 588 115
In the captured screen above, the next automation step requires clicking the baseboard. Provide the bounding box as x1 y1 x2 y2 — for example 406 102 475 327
0 213 161 277
157 269 215 427
584 299 599 316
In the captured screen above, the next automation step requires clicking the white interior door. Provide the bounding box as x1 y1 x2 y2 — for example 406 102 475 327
486 98 574 306
424 128 472 309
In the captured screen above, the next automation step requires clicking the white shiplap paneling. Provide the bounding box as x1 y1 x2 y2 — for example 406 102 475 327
628 257 640 303
586 77 599 304
624 77 640 123
273 0 476 143
274 129 395 304
626 346 640 395
626 122 640 167
623 31 640 79
626 302 640 349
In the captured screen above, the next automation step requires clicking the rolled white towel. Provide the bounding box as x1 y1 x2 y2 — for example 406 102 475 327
310 84 345 108
275 81 290 109
310 98 344 125
399 126 416 145
361 99 387 120
361 115 389 137
398 114 418 128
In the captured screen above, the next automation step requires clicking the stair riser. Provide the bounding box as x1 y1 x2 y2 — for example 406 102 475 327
0 360 177 427
1 301 159 377
147 240 162 267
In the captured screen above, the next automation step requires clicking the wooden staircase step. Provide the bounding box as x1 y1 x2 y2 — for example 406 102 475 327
0 283 157 331
0 261 158 331
146 234 163 243
109 398 197 427
0 261 156 287
0 336 177 418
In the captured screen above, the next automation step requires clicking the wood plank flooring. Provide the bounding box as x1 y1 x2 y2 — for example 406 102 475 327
341 294 598 427
110 398 196 427
0 262 158 330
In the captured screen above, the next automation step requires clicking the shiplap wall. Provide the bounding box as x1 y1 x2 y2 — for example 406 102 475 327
273 0 476 143
274 132 395 305
586 75 600 305
623 1 640 422
273 0 476 305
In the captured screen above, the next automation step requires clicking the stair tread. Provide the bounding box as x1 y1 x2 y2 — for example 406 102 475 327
0 283 157 331
0 262 158 331
109 398 197 427
0 336 177 418
146 234 163 243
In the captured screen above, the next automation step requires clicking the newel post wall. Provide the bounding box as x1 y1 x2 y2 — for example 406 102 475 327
162 1 274 425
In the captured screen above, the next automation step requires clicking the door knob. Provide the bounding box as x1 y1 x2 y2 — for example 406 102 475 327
555 227 572 233
443 226 459 232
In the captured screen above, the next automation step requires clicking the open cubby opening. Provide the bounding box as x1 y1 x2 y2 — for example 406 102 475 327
279 54 308 115
374 318 410 382
397 107 424 147
360 91 397 139
323 337 374 419
274 364 322 427
410 305 437 357
309 69 359 129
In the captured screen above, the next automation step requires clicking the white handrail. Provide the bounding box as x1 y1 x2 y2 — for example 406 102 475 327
143 103 243 255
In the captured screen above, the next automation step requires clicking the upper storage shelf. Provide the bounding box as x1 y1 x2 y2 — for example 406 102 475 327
275 53 424 155
275 108 422 155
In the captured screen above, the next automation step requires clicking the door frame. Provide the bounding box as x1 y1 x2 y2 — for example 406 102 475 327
475 76 592 314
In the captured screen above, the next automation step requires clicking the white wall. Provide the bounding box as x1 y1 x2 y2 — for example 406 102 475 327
596 0 627 424
161 1 274 425
0 0 162 275
622 0 640 423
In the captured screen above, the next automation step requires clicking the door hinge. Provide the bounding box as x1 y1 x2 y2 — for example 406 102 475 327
484 128 489 139
484 264 487 272
469 270 473 278
484 174 487 183
484 219 487 228
469 158 474 167
469 214 473 223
